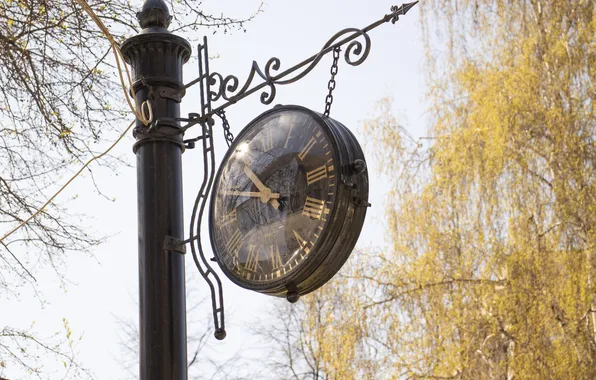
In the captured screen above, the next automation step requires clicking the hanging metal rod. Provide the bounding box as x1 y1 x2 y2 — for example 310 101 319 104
185 2 418 124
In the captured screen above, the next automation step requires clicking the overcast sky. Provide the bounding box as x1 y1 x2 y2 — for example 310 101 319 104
1 1 427 378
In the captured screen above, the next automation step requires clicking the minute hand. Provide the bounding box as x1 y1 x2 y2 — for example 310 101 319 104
243 166 267 191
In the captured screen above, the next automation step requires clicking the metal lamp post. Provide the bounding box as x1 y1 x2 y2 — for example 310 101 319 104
121 1 191 379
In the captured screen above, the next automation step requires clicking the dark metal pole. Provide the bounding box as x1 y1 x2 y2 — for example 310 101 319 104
121 1 191 379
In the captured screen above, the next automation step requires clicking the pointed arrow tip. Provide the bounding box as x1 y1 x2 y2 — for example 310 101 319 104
402 1 420 15
390 1 420 24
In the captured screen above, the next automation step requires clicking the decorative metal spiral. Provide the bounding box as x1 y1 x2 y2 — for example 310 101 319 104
204 27 372 108
185 2 418 124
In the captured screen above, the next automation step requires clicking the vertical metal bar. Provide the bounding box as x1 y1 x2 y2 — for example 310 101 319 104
121 1 192 379
203 36 212 116
198 42 207 117
198 36 212 118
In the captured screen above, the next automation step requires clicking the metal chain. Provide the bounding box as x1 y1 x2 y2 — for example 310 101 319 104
216 110 234 147
323 46 341 117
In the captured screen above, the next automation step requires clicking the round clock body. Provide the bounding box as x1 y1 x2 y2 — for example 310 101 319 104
209 105 368 300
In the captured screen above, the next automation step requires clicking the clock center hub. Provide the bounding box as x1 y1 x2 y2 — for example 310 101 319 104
259 187 272 204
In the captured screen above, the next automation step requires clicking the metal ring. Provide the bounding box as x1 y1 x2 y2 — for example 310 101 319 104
140 100 153 125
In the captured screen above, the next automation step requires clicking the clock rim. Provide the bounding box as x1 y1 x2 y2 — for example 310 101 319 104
209 105 348 292
276 117 369 297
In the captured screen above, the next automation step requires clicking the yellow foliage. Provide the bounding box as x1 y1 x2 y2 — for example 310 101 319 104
291 1 596 379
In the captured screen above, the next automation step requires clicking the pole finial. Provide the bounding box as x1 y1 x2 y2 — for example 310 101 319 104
137 0 172 30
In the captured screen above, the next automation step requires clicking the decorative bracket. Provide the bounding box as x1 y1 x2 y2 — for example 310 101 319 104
188 120 227 340
184 2 419 126
163 236 186 254
183 2 418 340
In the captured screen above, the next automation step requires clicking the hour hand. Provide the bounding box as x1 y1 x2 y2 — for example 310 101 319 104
221 190 280 199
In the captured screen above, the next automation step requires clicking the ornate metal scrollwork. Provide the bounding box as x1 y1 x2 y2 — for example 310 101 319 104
204 27 371 110
185 2 419 124
208 57 280 105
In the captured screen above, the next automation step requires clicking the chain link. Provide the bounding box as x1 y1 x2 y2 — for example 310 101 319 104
323 46 341 117
216 110 234 147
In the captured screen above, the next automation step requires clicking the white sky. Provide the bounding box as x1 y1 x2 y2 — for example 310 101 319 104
1 1 427 378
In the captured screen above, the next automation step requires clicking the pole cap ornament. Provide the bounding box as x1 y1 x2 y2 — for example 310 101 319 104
137 0 172 29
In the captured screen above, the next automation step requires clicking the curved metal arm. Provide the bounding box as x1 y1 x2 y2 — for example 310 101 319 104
188 120 227 340
186 2 418 123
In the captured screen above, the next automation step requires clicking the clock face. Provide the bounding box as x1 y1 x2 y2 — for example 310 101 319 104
210 109 338 288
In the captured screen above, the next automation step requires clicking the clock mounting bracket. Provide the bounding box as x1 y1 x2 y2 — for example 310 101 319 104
178 2 418 340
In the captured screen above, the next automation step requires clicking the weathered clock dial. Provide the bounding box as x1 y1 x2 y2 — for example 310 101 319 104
209 105 368 301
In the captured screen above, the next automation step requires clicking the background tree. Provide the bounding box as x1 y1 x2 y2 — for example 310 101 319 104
258 1 596 379
0 0 262 377
117 275 257 380
253 263 386 380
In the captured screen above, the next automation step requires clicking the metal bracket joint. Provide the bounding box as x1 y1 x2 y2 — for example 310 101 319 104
163 236 187 254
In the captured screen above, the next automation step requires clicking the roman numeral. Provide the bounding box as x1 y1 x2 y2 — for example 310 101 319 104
225 229 243 255
236 146 254 167
284 125 294 148
306 164 328 185
293 230 309 253
220 208 237 227
260 129 274 152
221 162 231 180
269 244 283 270
302 196 325 219
298 137 317 161
245 245 259 272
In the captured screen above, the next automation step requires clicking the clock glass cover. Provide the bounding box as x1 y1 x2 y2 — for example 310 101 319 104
209 105 368 298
